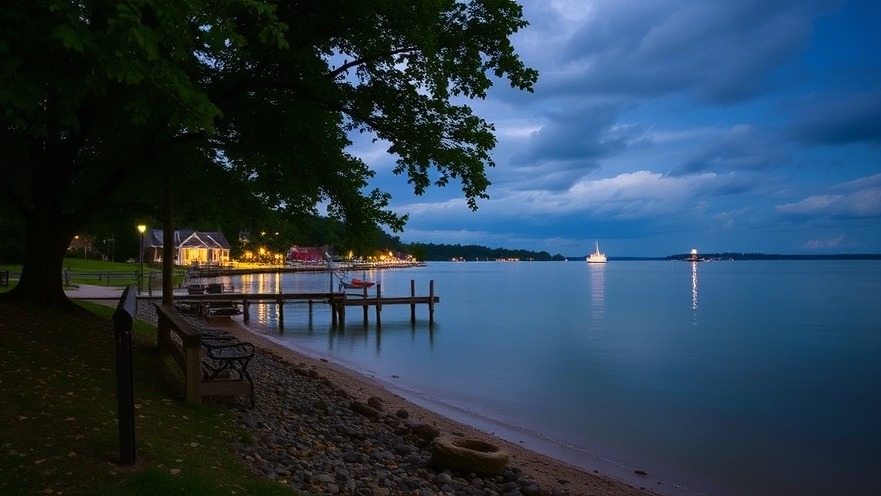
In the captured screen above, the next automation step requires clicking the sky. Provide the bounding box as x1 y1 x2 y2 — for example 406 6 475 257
355 0 880 257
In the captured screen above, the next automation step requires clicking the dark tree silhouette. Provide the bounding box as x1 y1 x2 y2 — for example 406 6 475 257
0 0 537 307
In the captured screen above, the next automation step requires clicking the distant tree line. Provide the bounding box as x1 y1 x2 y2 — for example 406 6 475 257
665 252 881 261
401 242 565 262
0 208 565 265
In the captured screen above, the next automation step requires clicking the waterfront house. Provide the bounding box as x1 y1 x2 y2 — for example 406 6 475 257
143 229 231 266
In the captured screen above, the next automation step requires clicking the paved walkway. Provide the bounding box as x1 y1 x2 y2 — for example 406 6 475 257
65 284 127 300
65 284 191 300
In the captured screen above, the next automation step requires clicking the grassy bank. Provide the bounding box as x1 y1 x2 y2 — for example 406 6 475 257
0 297 293 496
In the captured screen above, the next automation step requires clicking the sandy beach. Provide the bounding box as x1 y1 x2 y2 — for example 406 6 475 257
211 315 658 496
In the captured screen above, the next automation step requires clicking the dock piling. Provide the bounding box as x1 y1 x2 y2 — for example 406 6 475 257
410 279 416 323
429 280 435 326
376 283 382 330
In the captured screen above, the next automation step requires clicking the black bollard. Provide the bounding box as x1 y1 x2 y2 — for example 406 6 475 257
112 286 137 465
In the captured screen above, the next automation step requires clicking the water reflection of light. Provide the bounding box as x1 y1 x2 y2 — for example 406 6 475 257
236 273 288 327
589 263 605 326
239 272 277 294
691 261 698 325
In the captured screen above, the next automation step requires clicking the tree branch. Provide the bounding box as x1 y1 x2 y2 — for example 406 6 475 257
326 46 419 80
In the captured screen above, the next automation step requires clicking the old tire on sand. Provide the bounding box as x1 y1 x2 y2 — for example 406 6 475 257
430 435 509 476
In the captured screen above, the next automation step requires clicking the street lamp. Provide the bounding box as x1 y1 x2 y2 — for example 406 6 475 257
137 225 147 294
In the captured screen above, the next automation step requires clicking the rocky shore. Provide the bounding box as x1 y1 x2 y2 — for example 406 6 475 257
235 346 545 495
136 302 655 496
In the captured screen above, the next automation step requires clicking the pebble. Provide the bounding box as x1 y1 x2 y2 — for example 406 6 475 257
234 348 549 495
135 303 544 495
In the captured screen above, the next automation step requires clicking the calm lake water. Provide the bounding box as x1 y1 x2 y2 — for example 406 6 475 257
219 261 881 496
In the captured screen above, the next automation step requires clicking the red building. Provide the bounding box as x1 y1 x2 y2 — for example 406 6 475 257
286 245 332 263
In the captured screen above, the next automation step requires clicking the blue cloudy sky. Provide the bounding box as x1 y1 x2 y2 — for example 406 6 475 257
357 0 880 257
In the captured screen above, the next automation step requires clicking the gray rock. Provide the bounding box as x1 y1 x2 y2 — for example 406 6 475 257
350 401 382 419
411 423 440 441
520 482 541 495
177 319 550 496
367 396 385 410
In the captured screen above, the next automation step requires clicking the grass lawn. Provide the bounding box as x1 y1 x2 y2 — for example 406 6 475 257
1 258 187 289
0 293 295 496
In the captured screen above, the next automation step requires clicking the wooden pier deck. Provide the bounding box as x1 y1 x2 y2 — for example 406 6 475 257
336 280 438 328
148 279 438 328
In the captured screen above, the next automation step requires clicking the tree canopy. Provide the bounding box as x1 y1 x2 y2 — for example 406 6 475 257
0 0 537 306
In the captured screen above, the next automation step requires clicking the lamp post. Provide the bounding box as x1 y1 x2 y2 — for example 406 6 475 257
137 225 147 294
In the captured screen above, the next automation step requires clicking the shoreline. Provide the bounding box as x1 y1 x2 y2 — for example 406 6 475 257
219 316 661 496
68 284 673 494
256 328 681 493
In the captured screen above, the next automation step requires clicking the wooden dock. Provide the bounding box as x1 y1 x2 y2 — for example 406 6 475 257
335 280 438 328
154 279 438 329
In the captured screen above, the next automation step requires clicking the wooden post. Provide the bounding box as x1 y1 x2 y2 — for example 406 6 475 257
375 283 382 330
161 178 175 306
157 311 171 354
112 286 137 465
184 337 201 403
338 295 346 327
361 285 368 325
410 279 416 323
429 280 435 325
277 295 284 328
242 298 250 322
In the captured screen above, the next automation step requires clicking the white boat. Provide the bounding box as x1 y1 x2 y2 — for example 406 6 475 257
586 242 607 263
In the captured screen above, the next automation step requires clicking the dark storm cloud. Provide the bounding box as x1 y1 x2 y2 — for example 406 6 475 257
670 124 790 176
786 90 881 145
513 101 649 168
554 0 837 103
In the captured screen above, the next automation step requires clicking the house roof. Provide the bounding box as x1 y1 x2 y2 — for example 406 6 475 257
145 229 231 249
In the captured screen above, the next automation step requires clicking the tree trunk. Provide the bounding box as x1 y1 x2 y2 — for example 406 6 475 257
162 182 174 305
3 208 77 309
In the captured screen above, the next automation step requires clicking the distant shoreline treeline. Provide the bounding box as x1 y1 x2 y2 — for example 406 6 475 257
400 242 881 262
402 243 566 261
663 252 881 261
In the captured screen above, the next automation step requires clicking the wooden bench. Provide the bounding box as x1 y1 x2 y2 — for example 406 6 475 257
201 339 254 385
154 304 254 407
